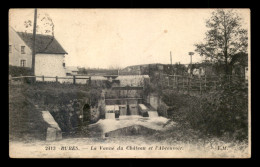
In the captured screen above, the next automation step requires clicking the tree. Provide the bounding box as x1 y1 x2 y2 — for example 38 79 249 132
195 9 248 75
24 12 54 36
23 10 55 76
23 10 55 53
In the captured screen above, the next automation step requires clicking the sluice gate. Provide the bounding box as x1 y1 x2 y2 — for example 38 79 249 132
104 86 158 119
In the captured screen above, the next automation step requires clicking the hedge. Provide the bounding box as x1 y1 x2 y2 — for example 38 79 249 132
9 65 33 77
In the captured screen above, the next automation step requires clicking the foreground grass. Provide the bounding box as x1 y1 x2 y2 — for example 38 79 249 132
9 83 49 141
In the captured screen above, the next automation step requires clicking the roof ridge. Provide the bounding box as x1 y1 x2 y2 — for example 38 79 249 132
15 31 67 54
17 32 55 38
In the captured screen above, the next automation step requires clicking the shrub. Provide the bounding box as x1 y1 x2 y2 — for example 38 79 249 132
161 77 248 141
193 77 248 140
157 102 168 117
9 65 33 77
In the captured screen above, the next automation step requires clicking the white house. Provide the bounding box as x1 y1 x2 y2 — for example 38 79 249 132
9 27 33 68
9 27 68 81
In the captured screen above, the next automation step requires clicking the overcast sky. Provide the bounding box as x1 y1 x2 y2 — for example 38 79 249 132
9 9 250 69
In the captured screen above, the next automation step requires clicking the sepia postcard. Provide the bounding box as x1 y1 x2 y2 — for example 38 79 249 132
9 8 251 158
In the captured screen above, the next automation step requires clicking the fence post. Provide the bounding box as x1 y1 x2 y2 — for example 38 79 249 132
19 74 23 84
200 78 202 95
176 76 179 91
173 75 175 88
23 76 26 84
204 75 207 91
172 76 174 90
183 76 184 90
9 75 12 84
42 75 44 82
188 77 190 94
229 75 231 89
56 76 58 83
186 77 188 93
89 77 91 85
73 75 76 85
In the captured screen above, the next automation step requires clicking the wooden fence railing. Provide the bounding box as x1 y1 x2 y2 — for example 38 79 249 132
165 74 248 94
9 74 248 94
9 75 91 85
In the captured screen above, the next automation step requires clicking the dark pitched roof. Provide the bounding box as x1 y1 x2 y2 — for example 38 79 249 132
17 32 67 54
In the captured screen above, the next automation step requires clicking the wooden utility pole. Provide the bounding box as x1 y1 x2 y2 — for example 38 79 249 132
32 8 37 77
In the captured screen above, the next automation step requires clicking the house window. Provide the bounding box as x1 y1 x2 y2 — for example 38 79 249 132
21 46 25 54
20 60 26 67
9 45 12 53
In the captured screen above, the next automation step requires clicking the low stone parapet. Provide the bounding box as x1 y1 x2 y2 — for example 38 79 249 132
41 111 62 141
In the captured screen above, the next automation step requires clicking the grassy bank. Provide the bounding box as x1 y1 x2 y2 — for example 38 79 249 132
9 83 49 141
159 77 248 142
9 82 103 140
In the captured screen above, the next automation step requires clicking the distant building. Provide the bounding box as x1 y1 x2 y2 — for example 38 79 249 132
120 63 164 75
9 27 68 79
65 66 79 76
191 53 248 77
121 63 188 76
230 52 248 77
192 67 205 77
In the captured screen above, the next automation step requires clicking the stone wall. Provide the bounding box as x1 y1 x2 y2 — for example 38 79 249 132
147 94 161 110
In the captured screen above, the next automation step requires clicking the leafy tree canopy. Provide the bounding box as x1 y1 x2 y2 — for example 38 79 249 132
195 9 248 74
